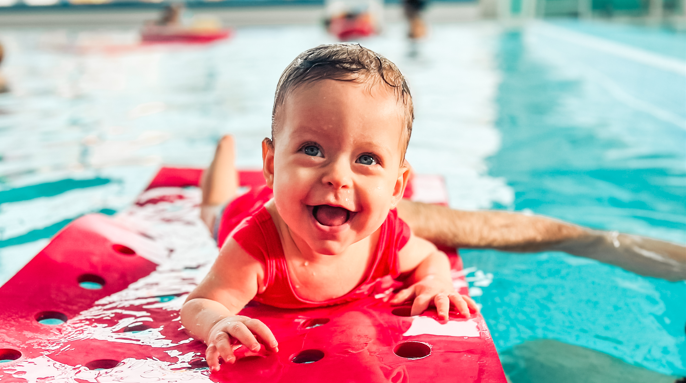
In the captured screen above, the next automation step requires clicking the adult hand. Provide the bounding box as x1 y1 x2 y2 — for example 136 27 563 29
556 230 686 282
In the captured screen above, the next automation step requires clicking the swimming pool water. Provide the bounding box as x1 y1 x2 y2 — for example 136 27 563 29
0 19 684 381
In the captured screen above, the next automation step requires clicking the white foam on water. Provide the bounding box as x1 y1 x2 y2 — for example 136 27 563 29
3 355 211 383
0 239 49 285
1 183 122 239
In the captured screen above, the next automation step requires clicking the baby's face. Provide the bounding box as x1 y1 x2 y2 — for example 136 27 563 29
264 79 409 255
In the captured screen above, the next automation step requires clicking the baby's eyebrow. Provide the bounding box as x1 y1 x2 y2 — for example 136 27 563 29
353 141 395 157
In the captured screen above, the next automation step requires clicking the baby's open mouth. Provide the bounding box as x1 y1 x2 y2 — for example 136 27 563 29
312 205 352 227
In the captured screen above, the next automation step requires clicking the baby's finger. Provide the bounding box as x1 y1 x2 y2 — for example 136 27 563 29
390 286 415 305
244 319 279 352
206 344 220 371
410 293 432 316
462 295 479 313
214 332 236 364
434 293 450 322
225 321 261 352
448 293 470 317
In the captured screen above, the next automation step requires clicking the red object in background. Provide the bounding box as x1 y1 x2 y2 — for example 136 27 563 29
0 167 505 382
146 166 204 189
145 166 266 191
141 28 232 44
328 15 376 41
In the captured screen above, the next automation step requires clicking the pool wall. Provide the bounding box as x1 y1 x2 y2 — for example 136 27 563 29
0 2 480 27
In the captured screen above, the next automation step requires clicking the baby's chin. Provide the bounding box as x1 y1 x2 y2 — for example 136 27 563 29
295 223 366 256
304 236 357 256
300 220 385 256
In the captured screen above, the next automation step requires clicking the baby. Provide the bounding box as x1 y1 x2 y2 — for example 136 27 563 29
180 43 477 372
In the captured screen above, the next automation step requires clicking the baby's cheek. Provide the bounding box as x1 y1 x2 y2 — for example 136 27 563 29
273 189 301 225
357 202 391 235
360 175 389 195
274 169 308 200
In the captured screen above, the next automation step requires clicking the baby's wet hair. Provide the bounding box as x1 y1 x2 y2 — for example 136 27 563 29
271 43 414 153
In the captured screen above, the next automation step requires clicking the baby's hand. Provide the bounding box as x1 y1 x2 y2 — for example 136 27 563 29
205 315 279 371
390 276 479 323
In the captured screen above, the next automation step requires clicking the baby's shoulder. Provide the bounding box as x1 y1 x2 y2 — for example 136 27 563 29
212 237 267 292
229 204 281 261
191 237 266 307
217 235 265 270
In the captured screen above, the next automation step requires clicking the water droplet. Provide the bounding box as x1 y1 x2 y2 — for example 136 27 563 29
304 261 308 266
295 285 300 289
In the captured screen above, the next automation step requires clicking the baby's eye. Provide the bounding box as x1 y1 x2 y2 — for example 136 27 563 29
357 154 377 166
302 145 322 157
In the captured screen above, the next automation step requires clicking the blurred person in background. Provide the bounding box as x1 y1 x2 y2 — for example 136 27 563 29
141 3 226 41
0 42 8 93
157 4 184 27
154 3 224 31
403 0 428 56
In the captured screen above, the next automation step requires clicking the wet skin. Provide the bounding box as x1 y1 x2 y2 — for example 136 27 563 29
182 78 478 372
263 79 409 258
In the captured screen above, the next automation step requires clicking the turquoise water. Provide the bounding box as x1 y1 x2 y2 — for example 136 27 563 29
462 22 686 380
0 20 684 381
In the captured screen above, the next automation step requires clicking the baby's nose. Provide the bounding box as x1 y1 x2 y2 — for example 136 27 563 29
321 160 353 189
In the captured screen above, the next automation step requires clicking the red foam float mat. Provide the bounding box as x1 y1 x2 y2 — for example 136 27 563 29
328 16 376 41
0 167 505 382
141 29 232 44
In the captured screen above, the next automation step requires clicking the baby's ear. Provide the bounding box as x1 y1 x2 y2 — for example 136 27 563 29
262 138 275 188
390 163 411 209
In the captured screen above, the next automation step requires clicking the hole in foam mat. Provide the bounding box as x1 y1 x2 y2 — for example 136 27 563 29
0 349 21 363
391 307 413 317
157 295 176 302
291 349 324 364
189 358 209 370
35 311 68 325
85 359 120 370
394 341 432 360
123 324 152 333
112 244 136 256
302 318 330 329
78 274 105 290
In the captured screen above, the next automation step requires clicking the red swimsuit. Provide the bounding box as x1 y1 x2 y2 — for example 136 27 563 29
216 185 411 309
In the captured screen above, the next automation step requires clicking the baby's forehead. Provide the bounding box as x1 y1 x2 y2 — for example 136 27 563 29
281 79 406 124
294 76 401 101
273 77 411 159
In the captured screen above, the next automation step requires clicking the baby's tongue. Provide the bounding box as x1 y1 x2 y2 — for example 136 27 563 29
313 205 350 226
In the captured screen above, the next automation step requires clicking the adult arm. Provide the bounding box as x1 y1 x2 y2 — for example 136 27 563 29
397 199 686 282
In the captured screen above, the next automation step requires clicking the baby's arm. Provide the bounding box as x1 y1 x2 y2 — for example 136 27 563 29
180 239 278 371
391 234 478 323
